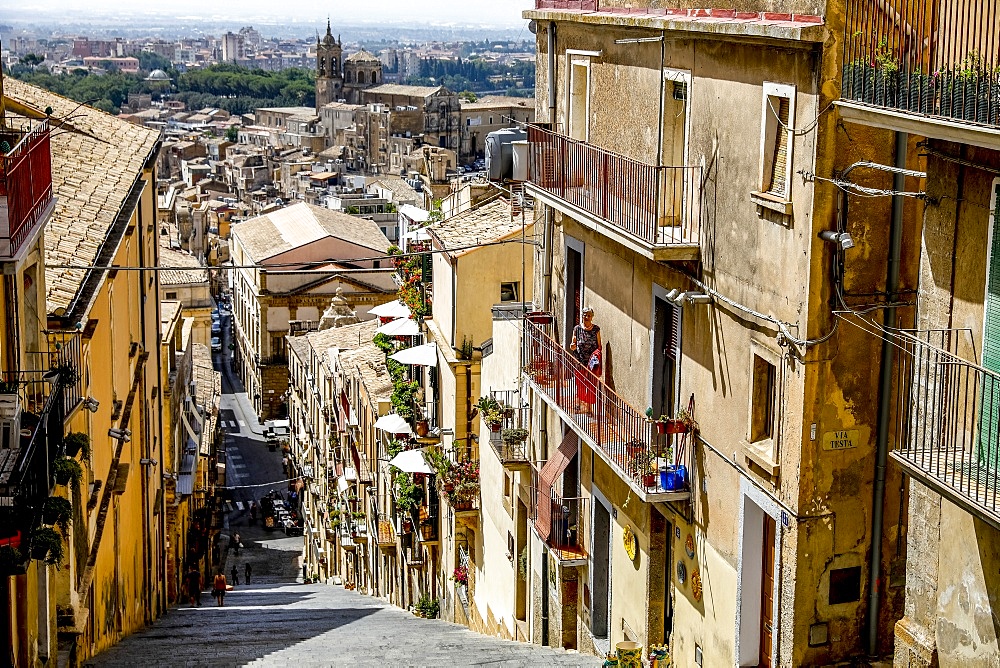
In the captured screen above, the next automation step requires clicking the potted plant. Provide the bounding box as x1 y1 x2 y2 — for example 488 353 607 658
52 457 83 491
452 564 469 587
43 497 72 534
419 521 436 541
501 428 528 446
414 417 430 437
30 526 64 565
629 450 657 488
64 432 90 459
0 546 25 575
49 362 80 387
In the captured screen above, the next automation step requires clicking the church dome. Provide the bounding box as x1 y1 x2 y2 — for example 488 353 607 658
146 69 170 81
346 49 380 63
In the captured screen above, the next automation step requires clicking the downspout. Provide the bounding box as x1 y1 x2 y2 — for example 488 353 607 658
136 173 154 622
866 130 907 656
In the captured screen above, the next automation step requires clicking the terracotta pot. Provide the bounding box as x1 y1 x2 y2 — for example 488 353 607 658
415 420 429 437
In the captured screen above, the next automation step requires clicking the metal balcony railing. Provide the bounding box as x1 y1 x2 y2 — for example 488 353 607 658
890 327 1000 526
0 120 54 260
488 389 531 467
530 470 587 554
0 379 63 511
523 318 691 496
842 0 1000 128
527 125 701 248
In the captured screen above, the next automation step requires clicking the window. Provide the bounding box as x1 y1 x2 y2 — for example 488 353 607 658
758 83 796 201
750 353 776 443
500 282 519 302
568 57 591 141
829 566 862 604
165 291 177 300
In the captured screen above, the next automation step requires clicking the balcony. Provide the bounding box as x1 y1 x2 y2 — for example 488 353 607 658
533 483 588 565
487 389 531 471
0 120 55 262
840 0 1000 139
888 327 1000 529
523 318 692 502
526 125 701 262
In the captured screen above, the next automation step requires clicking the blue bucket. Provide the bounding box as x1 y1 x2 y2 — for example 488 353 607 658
660 465 688 491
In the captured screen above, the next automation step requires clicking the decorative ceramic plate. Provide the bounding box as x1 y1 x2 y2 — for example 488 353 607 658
691 568 703 601
623 524 637 561
685 533 695 559
676 560 687 585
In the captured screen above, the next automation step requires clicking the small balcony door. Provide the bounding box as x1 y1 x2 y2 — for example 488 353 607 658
651 292 681 420
568 58 590 142
980 178 1000 469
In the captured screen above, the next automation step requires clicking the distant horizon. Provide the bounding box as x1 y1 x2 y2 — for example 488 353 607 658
0 1 528 30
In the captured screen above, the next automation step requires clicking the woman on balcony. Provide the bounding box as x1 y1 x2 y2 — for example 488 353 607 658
570 307 602 415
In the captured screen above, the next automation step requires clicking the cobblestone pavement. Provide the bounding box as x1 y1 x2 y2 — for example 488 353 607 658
88 539 600 667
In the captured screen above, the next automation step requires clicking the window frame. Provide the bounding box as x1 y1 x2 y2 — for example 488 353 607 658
565 49 600 143
757 82 796 202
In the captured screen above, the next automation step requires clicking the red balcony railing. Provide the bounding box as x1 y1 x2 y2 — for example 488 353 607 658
842 0 1000 128
523 318 691 495
0 120 54 260
527 125 701 248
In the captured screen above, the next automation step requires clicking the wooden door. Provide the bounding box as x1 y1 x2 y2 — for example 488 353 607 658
759 514 776 667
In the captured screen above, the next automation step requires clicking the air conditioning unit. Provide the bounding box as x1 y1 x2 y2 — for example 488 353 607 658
0 394 21 450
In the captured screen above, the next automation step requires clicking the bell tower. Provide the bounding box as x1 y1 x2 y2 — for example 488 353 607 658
315 19 343 111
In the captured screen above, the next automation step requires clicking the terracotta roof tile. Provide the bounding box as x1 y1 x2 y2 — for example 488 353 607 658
4 79 160 314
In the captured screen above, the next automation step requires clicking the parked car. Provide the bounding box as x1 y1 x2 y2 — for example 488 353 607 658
211 322 221 335
211 336 221 352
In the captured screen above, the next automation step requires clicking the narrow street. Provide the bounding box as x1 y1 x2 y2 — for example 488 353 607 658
86 309 600 668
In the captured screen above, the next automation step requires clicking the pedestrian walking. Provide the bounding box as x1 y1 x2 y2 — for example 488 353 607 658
248 501 257 526
185 565 202 607
231 564 239 586
232 531 241 556
245 562 252 585
212 572 227 606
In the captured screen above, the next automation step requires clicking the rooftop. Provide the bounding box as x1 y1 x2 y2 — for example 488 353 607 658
364 84 448 99
159 246 210 286
461 96 534 110
429 197 527 257
256 106 318 116
341 345 393 403
231 202 390 264
305 319 379 361
4 78 161 315
346 49 380 63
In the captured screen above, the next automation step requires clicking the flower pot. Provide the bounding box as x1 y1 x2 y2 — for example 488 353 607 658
415 419 429 437
525 311 553 325
489 423 502 433
616 642 642 668
642 473 657 489
660 465 688 492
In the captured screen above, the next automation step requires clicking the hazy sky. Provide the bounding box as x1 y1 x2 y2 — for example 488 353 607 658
3 0 527 28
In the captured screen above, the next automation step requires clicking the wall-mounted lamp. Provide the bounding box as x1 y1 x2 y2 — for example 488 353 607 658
818 230 855 250
670 291 712 306
108 428 131 442
83 397 100 413
140 457 157 466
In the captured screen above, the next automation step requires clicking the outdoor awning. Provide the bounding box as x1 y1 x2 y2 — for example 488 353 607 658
374 413 413 435
375 317 420 336
177 452 196 496
389 343 438 367
388 448 433 474
404 228 432 242
370 300 412 319
535 431 579 540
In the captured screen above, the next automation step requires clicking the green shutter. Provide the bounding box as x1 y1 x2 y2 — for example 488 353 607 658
979 181 1000 470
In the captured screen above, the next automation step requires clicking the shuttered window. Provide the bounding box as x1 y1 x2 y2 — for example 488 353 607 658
666 302 681 362
764 97 790 196
980 181 1000 468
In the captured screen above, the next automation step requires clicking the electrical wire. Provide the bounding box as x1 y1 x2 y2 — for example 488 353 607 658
43 235 543 273
767 97 835 136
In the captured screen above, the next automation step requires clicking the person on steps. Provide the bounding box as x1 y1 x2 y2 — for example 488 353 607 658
186 565 202 607
245 562 252 585
213 572 227 606
231 564 239 586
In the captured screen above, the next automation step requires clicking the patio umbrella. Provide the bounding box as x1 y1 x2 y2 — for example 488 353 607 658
370 300 411 319
388 448 433 474
375 317 420 336
404 228 432 242
389 343 438 367
374 413 412 434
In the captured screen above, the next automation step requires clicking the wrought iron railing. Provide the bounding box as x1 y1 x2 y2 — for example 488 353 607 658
891 327 1000 523
842 0 1000 128
530 472 588 554
0 119 54 259
488 389 531 466
0 381 63 510
527 125 702 247
523 318 690 494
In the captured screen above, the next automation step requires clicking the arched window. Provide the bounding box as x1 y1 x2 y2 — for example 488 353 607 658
319 57 325 75
358 71 366 84
373 70 379 83
332 58 338 72
345 71 353 83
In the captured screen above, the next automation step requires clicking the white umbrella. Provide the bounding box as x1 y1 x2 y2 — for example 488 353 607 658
374 413 413 434
375 317 420 336
389 343 438 367
370 300 411 319
388 448 433 474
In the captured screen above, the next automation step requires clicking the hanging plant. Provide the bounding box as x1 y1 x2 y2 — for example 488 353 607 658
30 526 65 565
52 457 83 491
64 432 91 459
0 546 25 574
42 497 73 534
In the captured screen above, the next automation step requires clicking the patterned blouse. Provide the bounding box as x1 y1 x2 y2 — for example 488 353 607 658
573 324 601 365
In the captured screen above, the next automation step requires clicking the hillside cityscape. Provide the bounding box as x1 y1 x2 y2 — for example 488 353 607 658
2 2 1000 667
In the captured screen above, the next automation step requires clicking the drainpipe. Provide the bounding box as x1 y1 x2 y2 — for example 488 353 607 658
547 23 556 125
866 130 907 656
